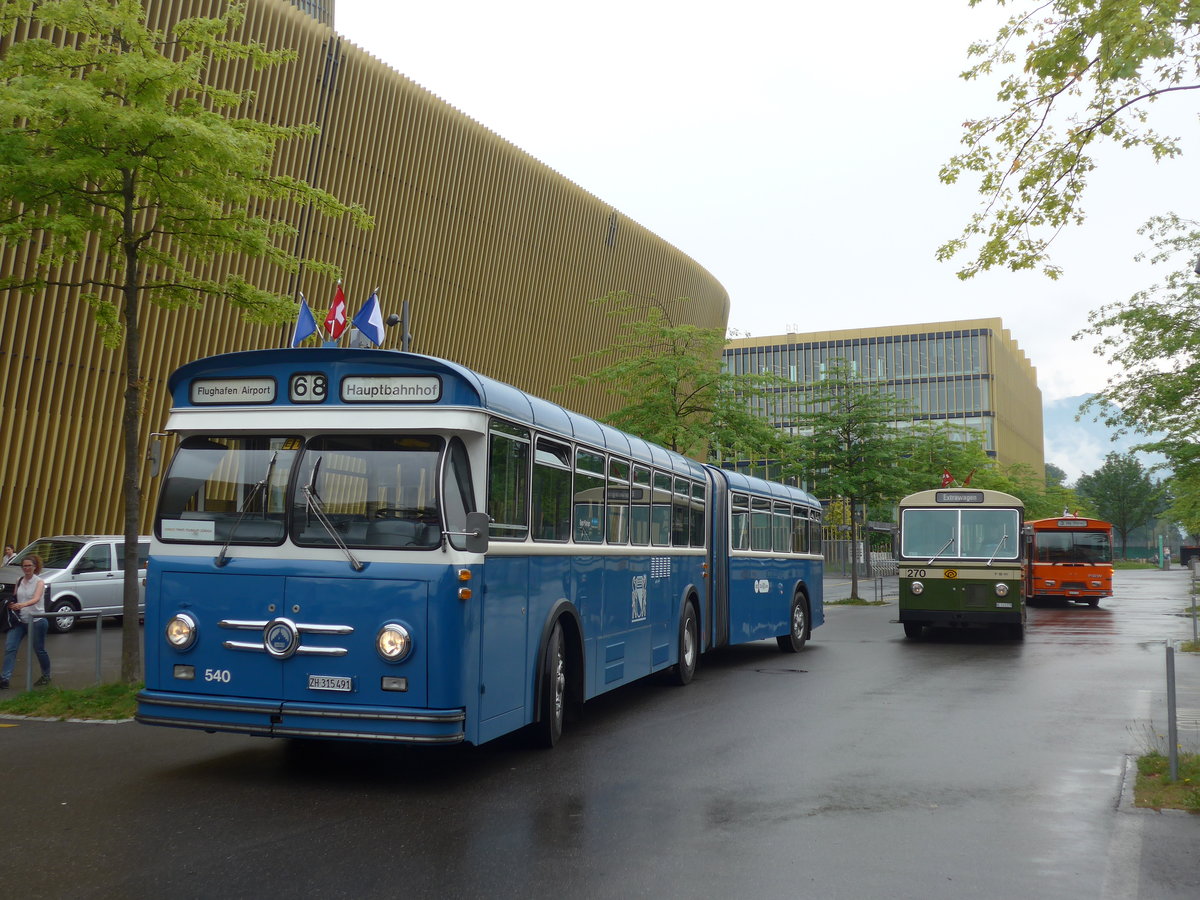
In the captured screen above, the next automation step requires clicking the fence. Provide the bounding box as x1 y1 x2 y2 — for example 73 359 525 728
5 607 124 692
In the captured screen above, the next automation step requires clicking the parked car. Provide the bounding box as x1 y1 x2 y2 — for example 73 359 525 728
0 535 150 633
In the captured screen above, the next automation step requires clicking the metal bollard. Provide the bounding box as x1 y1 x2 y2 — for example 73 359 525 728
1166 641 1178 782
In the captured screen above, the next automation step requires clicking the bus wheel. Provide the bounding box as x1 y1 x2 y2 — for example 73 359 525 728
535 621 567 748
671 601 699 686
902 622 924 640
776 593 808 652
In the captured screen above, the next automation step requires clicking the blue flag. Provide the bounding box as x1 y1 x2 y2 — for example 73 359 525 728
291 294 318 347
352 289 385 347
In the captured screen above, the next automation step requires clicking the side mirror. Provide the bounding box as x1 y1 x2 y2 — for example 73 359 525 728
464 511 490 554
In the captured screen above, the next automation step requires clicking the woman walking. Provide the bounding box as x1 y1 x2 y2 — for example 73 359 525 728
1 554 51 689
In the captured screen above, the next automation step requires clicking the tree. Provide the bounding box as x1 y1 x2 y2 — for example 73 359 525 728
0 0 371 682
782 359 915 600
571 291 788 464
896 420 995 497
1165 464 1200 540
939 0 1200 279
1075 452 1164 557
1075 215 1200 444
1044 463 1069 488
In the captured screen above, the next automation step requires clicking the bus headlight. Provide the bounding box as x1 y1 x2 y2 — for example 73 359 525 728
995 583 1010 597
376 623 413 663
165 613 198 651
910 581 924 596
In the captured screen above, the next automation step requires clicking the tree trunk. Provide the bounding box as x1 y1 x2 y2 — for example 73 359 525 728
849 496 860 600
119 173 143 684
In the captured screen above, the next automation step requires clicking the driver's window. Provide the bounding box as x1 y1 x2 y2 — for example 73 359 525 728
78 544 113 573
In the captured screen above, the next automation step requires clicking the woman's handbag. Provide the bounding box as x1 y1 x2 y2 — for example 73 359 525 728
0 593 16 632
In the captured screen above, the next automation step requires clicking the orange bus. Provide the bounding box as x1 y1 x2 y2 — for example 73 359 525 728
1024 516 1114 606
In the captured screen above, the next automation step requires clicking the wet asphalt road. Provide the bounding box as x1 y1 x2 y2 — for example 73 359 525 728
4 569 1199 899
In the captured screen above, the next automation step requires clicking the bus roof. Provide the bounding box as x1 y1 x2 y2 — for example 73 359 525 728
168 348 708 480
1025 516 1112 530
717 468 822 510
899 488 1023 509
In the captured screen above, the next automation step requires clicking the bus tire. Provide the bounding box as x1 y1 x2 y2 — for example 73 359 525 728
776 593 808 653
902 622 924 639
534 620 567 748
671 600 699 686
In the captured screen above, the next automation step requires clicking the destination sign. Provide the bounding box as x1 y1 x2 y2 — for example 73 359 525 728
341 375 442 403
190 377 276 405
1056 519 1090 528
935 490 984 504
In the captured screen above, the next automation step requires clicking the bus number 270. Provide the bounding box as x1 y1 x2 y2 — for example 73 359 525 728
901 568 926 579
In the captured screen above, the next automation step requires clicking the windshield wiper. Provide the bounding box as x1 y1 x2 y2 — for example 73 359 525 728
987 531 1009 567
927 536 955 565
215 450 278 568
302 459 363 572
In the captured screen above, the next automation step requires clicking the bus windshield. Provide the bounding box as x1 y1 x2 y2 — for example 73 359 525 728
1033 530 1112 564
901 507 1021 561
157 436 300 545
157 434 457 551
290 434 445 550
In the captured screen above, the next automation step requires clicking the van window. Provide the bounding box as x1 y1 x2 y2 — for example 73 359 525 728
77 543 114 573
115 542 150 570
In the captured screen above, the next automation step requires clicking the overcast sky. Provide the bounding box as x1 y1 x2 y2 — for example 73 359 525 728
334 0 1197 410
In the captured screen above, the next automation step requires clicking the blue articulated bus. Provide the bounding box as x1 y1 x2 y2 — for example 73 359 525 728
136 349 824 747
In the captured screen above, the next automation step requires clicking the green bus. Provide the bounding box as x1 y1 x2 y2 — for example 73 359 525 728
897 488 1025 640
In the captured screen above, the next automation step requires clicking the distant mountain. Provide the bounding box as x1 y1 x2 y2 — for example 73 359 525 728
1043 394 1166 485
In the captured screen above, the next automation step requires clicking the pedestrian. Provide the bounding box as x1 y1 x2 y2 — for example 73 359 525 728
1 554 51 689
1 544 15 566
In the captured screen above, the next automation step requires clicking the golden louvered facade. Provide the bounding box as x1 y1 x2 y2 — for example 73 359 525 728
0 0 728 546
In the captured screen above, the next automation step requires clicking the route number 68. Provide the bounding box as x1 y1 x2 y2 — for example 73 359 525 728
289 373 328 404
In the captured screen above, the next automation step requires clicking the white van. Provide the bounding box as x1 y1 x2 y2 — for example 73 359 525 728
0 535 150 633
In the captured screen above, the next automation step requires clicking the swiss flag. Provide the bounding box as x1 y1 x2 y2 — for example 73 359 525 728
324 282 347 339
940 469 954 488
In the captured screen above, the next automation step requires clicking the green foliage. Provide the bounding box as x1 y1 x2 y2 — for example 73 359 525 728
896 420 993 496
571 291 788 461
1044 462 1069 487
1075 451 1165 555
0 0 372 342
782 359 915 505
0 0 371 682
940 1 1200 278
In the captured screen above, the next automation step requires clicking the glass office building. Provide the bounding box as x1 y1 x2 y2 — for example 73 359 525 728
723 318 1044 473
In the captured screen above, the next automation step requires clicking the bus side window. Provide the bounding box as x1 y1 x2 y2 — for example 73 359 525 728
792 507 809 553
607 457 630 545
751 497 771 551
442 437 477 550
671 477 691 547
532 438 572 542
690 482 706 548
488 421 529 541
772 502 790 553
651 472 672 547
630 466 651 546
573 449 605 543
730 493 750 551
809 510 823 555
